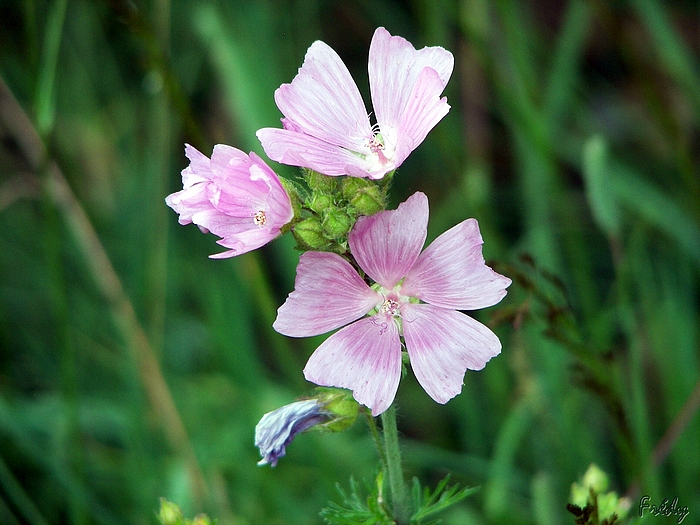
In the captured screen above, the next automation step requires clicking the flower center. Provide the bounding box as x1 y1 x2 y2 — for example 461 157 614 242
367 133 385 155
253 210 267 226
380 298 400 316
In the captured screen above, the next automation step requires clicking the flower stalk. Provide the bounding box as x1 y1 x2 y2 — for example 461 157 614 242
381 404 410 523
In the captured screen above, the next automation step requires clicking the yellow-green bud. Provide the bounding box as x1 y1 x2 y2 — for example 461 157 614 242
341 176 373 200
314 388 360 432
322 207 353 239
304 169 338 192
191 514 214 525
293 217 328 250
350 187 384 216
309 193 334 214
157 499 184 525
581 464 609 493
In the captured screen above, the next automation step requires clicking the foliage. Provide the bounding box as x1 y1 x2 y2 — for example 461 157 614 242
0 0 698 524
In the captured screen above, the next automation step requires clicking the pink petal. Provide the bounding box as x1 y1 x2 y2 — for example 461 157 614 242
256 128 372 178
273 40 371 151
348 192 429 288
401 218 511 310
368 27 453 136
392 68 451 167
273 252 382 337
401 303 502 404
181 143 212 186
303 316 402 416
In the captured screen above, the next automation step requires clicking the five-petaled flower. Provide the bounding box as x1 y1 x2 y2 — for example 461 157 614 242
255 399 331 467
257 27 454 180
166 144 294 258
273 192 511 416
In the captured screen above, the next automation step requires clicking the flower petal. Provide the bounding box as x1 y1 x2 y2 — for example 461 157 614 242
401 218 511 309
402 303 502 404
255 399 330 467
256 128 373 178
304 316 402 416
349 192 429 288
273 252 382 337
273 40 371 151
369 27 453 137
392 68 451 167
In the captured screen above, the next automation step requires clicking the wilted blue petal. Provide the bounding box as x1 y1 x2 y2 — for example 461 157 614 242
255 399 330 467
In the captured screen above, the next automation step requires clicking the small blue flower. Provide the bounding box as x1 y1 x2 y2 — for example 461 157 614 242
255 399 331 467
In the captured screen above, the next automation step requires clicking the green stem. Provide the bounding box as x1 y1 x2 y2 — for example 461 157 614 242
381 404 410 523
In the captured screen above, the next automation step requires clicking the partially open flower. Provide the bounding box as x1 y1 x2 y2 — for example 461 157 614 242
166 144 293 258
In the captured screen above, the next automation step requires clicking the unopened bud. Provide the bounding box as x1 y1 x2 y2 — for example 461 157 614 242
309 193 334 214
341 177 384 216
293 217 328 250
304 169 338 192
157 499 183 525
322 207 353 239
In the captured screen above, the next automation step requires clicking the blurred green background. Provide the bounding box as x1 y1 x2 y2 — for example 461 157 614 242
1 0 699 524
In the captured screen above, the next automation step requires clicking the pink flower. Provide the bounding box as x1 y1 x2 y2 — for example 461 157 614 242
273 192 511 415
257 27 454 180
166 144 294 258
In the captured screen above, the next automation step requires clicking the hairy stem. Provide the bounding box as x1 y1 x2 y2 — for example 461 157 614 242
381 405 410 523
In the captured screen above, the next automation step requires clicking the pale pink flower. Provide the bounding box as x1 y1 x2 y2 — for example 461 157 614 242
257 27 454 180
166 144 294 258
273 192 511 415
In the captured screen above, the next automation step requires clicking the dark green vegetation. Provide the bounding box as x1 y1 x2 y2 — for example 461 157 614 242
1 1 698 523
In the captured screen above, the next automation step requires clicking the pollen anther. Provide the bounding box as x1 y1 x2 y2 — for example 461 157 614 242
254 210 267 226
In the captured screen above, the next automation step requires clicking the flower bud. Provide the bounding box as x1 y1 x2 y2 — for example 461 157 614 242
322 207 353 239
314 388 360 432
304 168 338 192
293 217 328 250
309 193 334 214
157 498 184 525
341 176 373 200
341 177 385 216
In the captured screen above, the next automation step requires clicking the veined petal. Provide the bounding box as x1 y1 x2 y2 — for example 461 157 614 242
304 316 402 416
255 399 330 467
256 128 372 178
181 143 212 187
392 68 451 168
349 192 429 288
273 40 371 151
369 27 453 134
273 252 382 337
402 218 511 310
402 303 501 404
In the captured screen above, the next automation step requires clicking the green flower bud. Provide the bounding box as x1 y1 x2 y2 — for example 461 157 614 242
158 499 184 525
322 207 353 239
341 177 385 216
293 217 328 250
350 187 384 216
314 388 360 432
191 514 214 525
581 464 609 494
309 193 334 214
341 176 373 200
304 169 338 192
